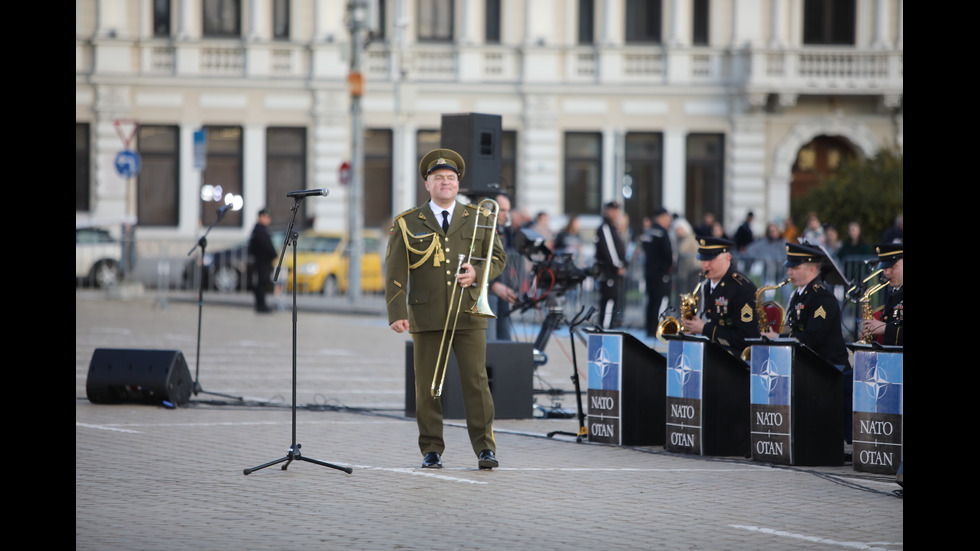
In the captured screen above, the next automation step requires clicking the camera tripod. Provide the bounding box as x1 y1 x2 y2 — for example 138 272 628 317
540 299 594 442
516 292 594 442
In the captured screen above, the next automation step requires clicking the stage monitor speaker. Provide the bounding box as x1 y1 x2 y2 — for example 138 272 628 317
86 348 193 406
441 113 502 196
405 340 534 419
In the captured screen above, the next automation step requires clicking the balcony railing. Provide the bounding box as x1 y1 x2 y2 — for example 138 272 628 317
77 39 900 98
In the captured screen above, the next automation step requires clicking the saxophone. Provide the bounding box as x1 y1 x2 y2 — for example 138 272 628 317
756 278 791 333
741 278 790 361
655 272 706 343
858 280 889 344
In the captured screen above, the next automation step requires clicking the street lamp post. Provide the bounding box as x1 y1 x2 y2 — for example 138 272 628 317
347 0 367 303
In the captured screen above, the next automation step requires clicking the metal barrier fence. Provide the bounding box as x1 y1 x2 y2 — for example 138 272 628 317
77 235 881 342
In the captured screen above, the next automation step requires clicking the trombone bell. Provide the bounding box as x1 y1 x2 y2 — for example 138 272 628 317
469 287 497 318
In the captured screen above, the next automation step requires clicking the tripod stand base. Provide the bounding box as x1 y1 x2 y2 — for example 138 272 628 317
547 427 588 443
194 381 245 402
244 443 352 475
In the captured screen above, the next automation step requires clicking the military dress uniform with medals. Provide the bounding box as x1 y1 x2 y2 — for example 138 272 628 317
875 243 903 346
385 149 506 468
701 265 760 354
782 243 848 367
879 286 903 346
785 280 848 366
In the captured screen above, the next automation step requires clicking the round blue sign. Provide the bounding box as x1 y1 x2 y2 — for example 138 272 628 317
115 150 142 178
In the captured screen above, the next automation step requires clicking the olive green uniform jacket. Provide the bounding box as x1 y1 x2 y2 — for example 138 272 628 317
385 201 506 332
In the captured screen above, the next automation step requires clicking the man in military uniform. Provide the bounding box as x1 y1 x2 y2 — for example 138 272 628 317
681 237 760 353
385 148 507 470
764 242 848 367
862 243 903 346
767 242 851 448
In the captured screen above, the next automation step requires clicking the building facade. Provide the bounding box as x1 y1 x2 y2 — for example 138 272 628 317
76 0 903 256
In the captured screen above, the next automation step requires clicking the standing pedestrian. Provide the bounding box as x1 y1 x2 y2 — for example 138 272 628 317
640 208 674 337
594 201 628 329
248 208 277 313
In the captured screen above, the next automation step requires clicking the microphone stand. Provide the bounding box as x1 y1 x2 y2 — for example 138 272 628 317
186 206 244 402
244 196 351 476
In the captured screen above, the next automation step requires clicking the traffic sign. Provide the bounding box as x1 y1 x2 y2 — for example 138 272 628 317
193 128 207 170
339 161 351 186
115 150 142 178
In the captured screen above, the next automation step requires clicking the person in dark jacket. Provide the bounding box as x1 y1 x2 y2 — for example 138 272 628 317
248 208 277 313
733 211 754 252
594 201 628 329
640 208 674 336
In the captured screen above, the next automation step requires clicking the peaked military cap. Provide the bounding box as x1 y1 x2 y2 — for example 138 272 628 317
419 148 466 180
696 236 735 260
875 242 903 269
784 242 826 267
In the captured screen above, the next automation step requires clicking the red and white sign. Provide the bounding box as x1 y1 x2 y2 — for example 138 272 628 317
114 119 139 149
339 161 351 186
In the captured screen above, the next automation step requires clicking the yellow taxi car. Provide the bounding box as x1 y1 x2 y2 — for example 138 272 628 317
284 230 384 295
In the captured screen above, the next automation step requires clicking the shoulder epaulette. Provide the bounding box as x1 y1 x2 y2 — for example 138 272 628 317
393 206 419 220
732 272 752 285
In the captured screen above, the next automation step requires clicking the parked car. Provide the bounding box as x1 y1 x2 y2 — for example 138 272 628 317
76 227 122 288
183 229 285 292
283 230 384 295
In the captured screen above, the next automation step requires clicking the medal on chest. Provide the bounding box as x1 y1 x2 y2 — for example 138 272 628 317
892 301 903 322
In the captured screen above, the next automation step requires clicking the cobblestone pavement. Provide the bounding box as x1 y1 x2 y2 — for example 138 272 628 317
76 289 903 551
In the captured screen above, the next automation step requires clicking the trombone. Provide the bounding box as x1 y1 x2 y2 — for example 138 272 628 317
431 199 500 398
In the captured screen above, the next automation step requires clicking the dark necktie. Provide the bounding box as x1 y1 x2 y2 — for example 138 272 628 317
441 210 450 233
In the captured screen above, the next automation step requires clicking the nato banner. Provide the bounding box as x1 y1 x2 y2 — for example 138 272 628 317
852 348 903 475
665 338 705 454
750 344 793 464
587 333 621 445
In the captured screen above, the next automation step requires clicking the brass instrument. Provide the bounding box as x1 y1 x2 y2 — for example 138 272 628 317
858 279 890 344
757 278 791 334
845 267 884 302
741 278 791 361
656 272 706 343
431 199 500 397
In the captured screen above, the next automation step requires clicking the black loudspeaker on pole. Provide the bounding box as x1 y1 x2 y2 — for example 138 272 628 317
441 113 502 196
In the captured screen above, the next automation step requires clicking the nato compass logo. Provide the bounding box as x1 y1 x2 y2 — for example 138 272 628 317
853 352 903 414
587 335 620 391
750 346 791 406
666 340 702 398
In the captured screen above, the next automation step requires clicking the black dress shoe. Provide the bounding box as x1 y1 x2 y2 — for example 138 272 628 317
421 451 442 468
478 449 498 470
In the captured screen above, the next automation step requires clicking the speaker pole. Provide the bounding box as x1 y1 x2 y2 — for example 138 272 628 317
187 207 244 402
244 196 351 476
547 305 595 443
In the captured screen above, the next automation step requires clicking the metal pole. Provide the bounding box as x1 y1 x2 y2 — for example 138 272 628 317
348 0 366 303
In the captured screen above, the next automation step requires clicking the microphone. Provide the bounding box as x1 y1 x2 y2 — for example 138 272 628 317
286 188 330 198
217 204 234 215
